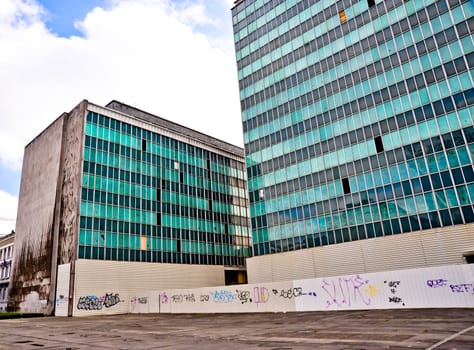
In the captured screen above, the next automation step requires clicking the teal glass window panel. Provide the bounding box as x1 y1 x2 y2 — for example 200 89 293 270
426 155 438 173
447 149 460 168
457 147 471 166
405 196 417 215
445 188 459 207
456 186 470 206
424 193 437 211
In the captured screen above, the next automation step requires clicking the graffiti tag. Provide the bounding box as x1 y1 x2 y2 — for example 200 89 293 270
322 275 371 308
384 280 405 306
272 287 310 299
161 292 169 304
236 289 252 304
254 287 270 304
77 293 121 311
200 294 210 302
450 284 474 293
172 294 195 303
211 290 237 303
427 279 448 288
137 297 148 304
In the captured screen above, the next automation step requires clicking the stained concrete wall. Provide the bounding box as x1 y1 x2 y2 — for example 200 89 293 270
9 101 87 314
57 102 86 265
9 116 65 314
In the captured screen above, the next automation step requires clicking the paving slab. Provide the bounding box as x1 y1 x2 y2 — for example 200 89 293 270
0 309 472 349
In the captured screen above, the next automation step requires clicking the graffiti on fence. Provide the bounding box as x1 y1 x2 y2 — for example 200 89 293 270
254 287 270 304
449 283 474 293
426 279 448 288
131 296 149 305
236 289 252 304
384 280 405 306
172 293 196 303
55 295 67 306
211 290 237 303
271 287 317 299
77 293 121 311
322 275 372 308
161 292 169 304
426 278 474 294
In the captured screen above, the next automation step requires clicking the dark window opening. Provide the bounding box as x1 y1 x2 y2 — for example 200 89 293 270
375 136 384 153
465 254 474 264
225 270 247 285
161 179 166 189
157 213 161 226
209 200 213 212
176 239 181 253
156 188 161 200
342 178 351 194
142 139 147 151
180 172 184 183
368 0 375 7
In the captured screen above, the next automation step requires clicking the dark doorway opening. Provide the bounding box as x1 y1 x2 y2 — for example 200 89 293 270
225 270 247 285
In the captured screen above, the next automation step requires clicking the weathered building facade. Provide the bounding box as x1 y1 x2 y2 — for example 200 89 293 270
10 100 251 316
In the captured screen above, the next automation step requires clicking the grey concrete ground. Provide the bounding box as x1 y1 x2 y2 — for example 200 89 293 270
0 309 473 350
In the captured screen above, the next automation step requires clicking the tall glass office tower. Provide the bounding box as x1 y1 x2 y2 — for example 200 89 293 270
232 0 474 280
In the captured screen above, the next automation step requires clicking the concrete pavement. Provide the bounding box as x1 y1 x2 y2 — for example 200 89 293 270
0 308 473 349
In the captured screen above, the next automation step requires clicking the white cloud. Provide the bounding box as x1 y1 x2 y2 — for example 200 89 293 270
0 190 17 234
0 0 243 174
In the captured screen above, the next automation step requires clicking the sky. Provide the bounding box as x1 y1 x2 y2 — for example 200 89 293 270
0 0 242 233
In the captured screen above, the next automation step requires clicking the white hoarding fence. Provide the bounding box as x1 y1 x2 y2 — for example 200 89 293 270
129 264 474 314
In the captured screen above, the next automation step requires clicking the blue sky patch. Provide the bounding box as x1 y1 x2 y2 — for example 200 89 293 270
38 0 107 37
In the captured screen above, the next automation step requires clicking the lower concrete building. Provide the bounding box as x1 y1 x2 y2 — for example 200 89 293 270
10 100 251 316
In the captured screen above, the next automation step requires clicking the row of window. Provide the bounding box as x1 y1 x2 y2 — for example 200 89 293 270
81 176 248 220
86 113 245 178
82 187 248 225
249 128 473 207
79 231 248 256
248 104 473 196
242 48 472 167
85 133 246 185
253 178 474 230
238 0 443 83
242 23 470 139
235 0 367 64
83 156 247 203
252 205 473 256
0 286 8 302
0 246 12 261
246 88 474 181
246 71 472 178
83 161 248 208
0 265 11 280
80 200 248 235
252 145 473 216
78 246 248 266
79 216 249 242
238 0 450 97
